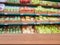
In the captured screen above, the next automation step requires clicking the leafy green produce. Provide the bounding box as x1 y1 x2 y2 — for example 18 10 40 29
35 25 60 34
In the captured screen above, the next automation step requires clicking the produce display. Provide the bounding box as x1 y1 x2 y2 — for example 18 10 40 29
35 6 58 14
20 0 30 4
0 5 60 14
48 17 60 22
0 25 60 34
31 0 58 7
20 7 35 14
21 16 35 22
35 16 60 22
20 6 47 14
39 1 57 6
35 16 49 22
7 0 20 4
35 25 60 34
0 16 21 23
20 6 59 14
0 16 60 23
4 6 20 14
6 0 30 4
22 26 35 34
31 0 40 4
7 26 21 34
0 0 60 35
0 0 58 7
0 26 21 34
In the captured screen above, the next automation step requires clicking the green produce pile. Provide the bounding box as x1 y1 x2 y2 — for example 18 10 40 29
0 27 5 34
45 0 60 2
0 16 59 23
4 6 20 14
0 26 21 34
35 25 60 34
35 6 58 14
7 26 21 34
35 16 60 22
0 25 60 34
31 0 57 5
1 4 59 14
7 0 20 3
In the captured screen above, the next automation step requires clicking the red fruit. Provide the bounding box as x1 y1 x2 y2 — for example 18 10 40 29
20 0 30 4
20 0 24 4
25 0 30 3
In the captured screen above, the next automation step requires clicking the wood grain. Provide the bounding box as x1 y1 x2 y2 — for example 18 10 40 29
0 34 60 44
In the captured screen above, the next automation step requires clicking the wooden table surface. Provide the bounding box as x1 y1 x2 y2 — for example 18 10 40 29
0 34 60 44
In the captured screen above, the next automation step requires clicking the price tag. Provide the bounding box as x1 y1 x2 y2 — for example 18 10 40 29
24 23 27 25
20 13 23 15
48 14 51 15
58 3 60 7
37 22 40 24
5 23 8 25
0 0 7 2
0 4 5 11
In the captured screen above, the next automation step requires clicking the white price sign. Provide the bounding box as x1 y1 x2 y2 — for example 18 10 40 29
0 4 5 11
0 0 7 2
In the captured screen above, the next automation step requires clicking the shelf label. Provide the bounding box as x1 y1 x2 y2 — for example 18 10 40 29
37 22 40 24
58 3 60 7
0 4 5 11
24 23 27 24
0 0 7 2
4 23 8 25
20 13 23 15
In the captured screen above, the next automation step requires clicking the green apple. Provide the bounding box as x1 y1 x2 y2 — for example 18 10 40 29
31 0 40 4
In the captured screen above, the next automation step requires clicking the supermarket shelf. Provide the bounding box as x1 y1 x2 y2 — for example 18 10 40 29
0 34 60 44
1 3 60 8
0 22 60 26
0 0 60 44
40 14 60 16
0 13 38 16
0 13 60 16
45 0 60 2
36 22 60 24
0 23 36 26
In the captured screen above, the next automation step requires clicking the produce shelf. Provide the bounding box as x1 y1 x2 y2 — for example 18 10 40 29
40 14 60 16
0 0 60 44
0 22 60 26
36 22 60 24
0 34 60 44
0 13 38 16
0 2 60 8
45 0 60 2
0 13 60 16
